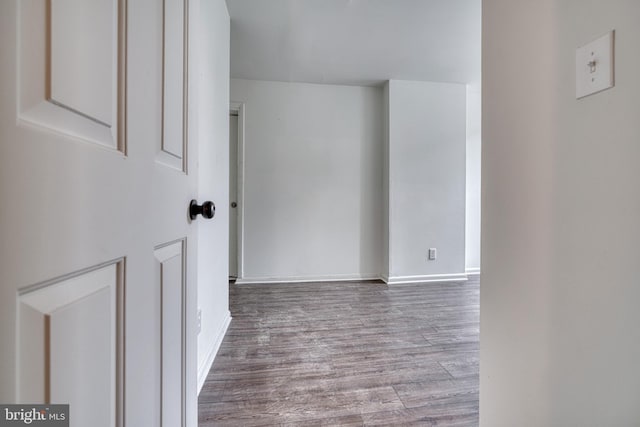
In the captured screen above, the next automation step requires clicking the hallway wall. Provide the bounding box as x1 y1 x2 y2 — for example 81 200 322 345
230 79 384 282
196 0 231 392
231 78 473 284
385 80 467 282
482 0 640 425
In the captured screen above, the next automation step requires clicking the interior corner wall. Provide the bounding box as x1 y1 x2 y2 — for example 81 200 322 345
381 82 390 280
196 0 230 392
465 84 481 273
230 79 383 282
387 80 467 280
482 0 640 425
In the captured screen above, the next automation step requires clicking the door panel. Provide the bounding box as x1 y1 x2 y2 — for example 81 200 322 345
1 0 200 425
50 0 116 126
18 262 124 427
18 0 125 150
160 0 186 170
154 240 185 427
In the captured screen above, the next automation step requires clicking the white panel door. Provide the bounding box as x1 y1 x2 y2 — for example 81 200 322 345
0 1 207 426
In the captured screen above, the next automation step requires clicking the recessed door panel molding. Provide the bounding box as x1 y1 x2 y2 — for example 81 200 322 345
154 239 186 427
157 0 188 172
17 260 124 427
17 0 126 152
50 0 114 126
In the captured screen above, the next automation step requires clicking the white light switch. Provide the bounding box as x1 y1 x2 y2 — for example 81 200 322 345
576 31 615 99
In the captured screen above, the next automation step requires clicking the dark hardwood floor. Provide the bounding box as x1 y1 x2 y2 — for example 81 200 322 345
198 276 479 426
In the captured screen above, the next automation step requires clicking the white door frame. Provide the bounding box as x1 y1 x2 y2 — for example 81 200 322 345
229 102 245 280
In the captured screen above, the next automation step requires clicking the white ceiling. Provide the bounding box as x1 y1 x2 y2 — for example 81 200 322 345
225 0 481 86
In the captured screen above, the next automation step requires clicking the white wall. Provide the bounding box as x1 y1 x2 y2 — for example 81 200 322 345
230 79 383 282
465 84 481 273
482 0 640 425
386 80 467 281
196 0 230 392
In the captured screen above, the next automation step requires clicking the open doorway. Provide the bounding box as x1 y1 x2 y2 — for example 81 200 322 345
229 102 245 281
229 111 238 279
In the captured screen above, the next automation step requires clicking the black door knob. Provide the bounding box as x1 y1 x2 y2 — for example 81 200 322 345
190 200 215 220
231 202 237 208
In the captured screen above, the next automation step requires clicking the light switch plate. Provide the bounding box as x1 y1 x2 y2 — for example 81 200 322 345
576 31 615 99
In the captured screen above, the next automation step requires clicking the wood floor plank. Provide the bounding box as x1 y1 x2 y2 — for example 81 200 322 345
198 277 480 425
392 377 478 409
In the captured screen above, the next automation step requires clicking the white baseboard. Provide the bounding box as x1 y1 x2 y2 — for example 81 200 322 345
235 273 469 285
465 267 481 275
383 273 468 284
234 273 381 285
197 310 231 394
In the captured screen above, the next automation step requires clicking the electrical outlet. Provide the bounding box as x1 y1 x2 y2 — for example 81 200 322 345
428 248 437 260
197 309 202 334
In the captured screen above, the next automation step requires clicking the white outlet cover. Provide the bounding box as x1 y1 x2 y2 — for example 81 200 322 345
576 31 614 99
